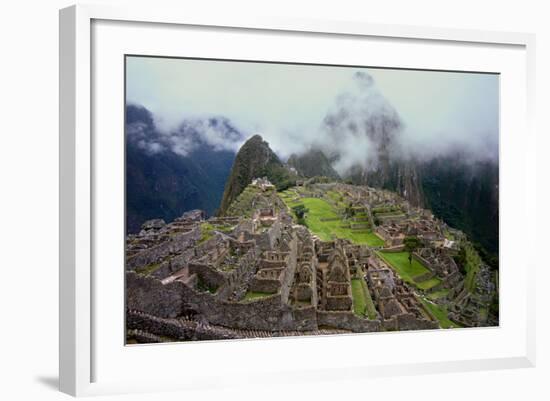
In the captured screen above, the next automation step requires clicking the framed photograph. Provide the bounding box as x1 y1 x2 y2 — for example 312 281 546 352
59 4 536 396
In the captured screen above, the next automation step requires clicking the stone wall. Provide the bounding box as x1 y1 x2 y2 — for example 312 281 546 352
395 313 439 331
127 268 316 332
280 235 298 304
245 219 282 251
126 272 187 318
248 277 280 293
127 310 239 341
325 295 352 311
126 226 200 271
183 284 318 331
150 247 196 280
380 314 439 331
295 283 313 302
188 246 260 301
188 262 226 291
317 311 381 332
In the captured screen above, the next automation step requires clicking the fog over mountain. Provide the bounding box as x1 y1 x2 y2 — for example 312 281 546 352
125 105 241 233
126 56 499 171
126 57 499 255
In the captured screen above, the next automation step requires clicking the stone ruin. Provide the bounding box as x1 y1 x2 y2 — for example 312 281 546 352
415 247 460 280
365 256 437 330
125 183 497 343
126 205 443 343
251 176 276 191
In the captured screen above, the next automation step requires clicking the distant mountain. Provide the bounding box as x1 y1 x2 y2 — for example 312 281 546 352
320 71 497 257
218 135 295 215
125 105 240 233
419 156 499 256
287 149 340 180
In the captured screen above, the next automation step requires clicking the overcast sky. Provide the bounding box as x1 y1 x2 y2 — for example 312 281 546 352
126 56 499 167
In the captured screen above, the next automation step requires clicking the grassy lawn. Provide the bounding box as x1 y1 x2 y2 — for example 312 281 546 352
351 279 367 317
419 297 461 329
292 197 385 247
326 190 343 202
360 278 378 319
417 278 442 291
377 251 429 280
427 288 450 301
377 251 441 291
243 291 274 301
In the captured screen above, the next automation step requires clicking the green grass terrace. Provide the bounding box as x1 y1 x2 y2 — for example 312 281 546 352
242 291 275 301
418 297 461 329
376 251 441 291
351 277 377 319
280 193 385 247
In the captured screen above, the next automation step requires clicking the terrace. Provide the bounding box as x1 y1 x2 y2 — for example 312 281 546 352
376 251 441 291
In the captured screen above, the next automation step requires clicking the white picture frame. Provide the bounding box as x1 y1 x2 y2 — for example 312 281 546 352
59 4 536 397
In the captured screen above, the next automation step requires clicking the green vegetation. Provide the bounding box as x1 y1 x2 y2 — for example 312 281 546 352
326 190 342 203
286 149 341 180
416 278 441 291
455 242 482 293
243 291 274 301
260 163 296 192
427 288 450 301
403 236 422 266
372 205 401 214
199 221 234 244
219 134 295 214
377 251 428 279
283 196 384 247
363 285 378 320
351 279 367 317
225 186 262 217
198 222 215 244
197 277 218 294
292 204 309 226
418 297 461 329
473 241 499 271
420 158 499 265
135 261 163 276
443 229 455 241
377 251 441 291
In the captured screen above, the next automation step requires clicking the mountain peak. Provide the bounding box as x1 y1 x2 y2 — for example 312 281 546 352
218 135 295 215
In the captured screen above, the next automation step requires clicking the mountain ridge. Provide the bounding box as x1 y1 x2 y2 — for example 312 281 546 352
125 104 239 233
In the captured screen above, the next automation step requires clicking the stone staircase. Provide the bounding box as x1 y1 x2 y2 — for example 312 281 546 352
127 309 350 342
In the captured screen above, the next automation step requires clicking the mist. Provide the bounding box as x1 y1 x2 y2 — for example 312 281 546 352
126 56 499 172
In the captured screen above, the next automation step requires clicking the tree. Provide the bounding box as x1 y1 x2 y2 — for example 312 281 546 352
292 204 309 226
403 236 422 265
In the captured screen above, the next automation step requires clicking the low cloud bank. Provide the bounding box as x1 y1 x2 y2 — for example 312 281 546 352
126 58 499 170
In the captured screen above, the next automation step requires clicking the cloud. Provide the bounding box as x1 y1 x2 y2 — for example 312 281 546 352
126 56 499 168
320 71 403 174
126 105 245 156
